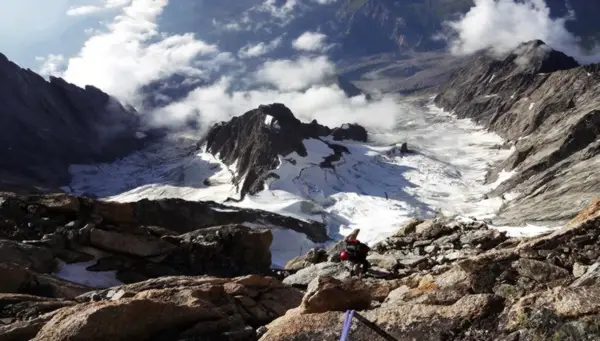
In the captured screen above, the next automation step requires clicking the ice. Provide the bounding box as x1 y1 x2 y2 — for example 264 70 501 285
54 261 122 288
67 137 238 202
494 223 558 237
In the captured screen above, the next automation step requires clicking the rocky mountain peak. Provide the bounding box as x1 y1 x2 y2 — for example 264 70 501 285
506 40 580 74
203 103 367 199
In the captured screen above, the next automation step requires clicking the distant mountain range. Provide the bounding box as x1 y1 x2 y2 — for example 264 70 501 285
158 0 600 61
141 0 600 101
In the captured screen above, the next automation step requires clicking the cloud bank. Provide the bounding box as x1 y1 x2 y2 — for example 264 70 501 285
255 56 335 91
444 0 599 63
41 0 405 137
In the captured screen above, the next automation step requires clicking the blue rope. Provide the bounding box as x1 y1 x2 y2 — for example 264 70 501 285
340 310 355 341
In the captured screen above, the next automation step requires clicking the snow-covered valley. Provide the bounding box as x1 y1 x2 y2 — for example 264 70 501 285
59 99 557 273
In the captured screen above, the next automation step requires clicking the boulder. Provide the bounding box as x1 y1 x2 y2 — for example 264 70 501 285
0 262 90 299
300 276 372 313
571 262 600 287
282 262 350 287
32 290 225 341
0 293 75 322
167 224 273 277
88 228 176 257
514 258 571 283
503 286 600 339
0 310 62 341
284 248 328 271
0 240 56 273
415 220 452 239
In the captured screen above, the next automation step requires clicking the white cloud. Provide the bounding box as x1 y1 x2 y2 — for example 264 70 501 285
67 6 105 16
105 0 132 7
254 0 298 26
238 37 283 58
255 56 335 91
214 0 309 33
36 54 66 77
66 0 132 16
313 0 337 4
44 0 406 141
292 31 328 52
149 76 403 136
54 0 220 102
444 0 599 63
212 12 254 32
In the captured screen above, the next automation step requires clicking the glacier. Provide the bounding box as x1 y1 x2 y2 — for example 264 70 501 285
60 100 557 270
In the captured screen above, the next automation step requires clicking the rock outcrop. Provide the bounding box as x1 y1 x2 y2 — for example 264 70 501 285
1 274 302 341
434 40 600 225
0 53 144 192
202 103 368 199
0 192 328 283
259 200 600 341
285 218 510 280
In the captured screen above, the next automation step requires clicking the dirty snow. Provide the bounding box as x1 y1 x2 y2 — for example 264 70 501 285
54 261 123 288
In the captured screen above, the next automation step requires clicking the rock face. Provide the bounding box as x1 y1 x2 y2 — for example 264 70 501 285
259 201 600 341
0 53 144 192
435 40 600 224
202 103 368 199
0 192 328 283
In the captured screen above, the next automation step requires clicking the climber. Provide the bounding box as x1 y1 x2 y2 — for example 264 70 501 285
340 228 371 277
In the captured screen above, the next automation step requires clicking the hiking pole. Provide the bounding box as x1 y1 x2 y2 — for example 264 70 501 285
353 312 399 341
339 310 355 341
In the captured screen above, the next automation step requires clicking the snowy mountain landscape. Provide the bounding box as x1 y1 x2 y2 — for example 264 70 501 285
1 0 600 340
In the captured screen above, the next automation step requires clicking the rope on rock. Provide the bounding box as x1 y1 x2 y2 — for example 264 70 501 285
339 310 399 341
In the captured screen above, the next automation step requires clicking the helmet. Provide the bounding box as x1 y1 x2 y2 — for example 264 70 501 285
339 250 349 261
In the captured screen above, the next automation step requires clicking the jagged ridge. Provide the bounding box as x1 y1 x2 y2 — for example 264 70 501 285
202 103 367 199
0 53 144 192
434 40 600 224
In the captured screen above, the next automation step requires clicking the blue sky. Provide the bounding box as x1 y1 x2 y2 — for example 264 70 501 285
0 0 119 69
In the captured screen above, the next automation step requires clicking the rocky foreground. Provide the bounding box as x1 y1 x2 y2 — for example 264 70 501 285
1 191 599 340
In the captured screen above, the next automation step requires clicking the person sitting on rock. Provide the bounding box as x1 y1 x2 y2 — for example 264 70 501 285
344 229 371 275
